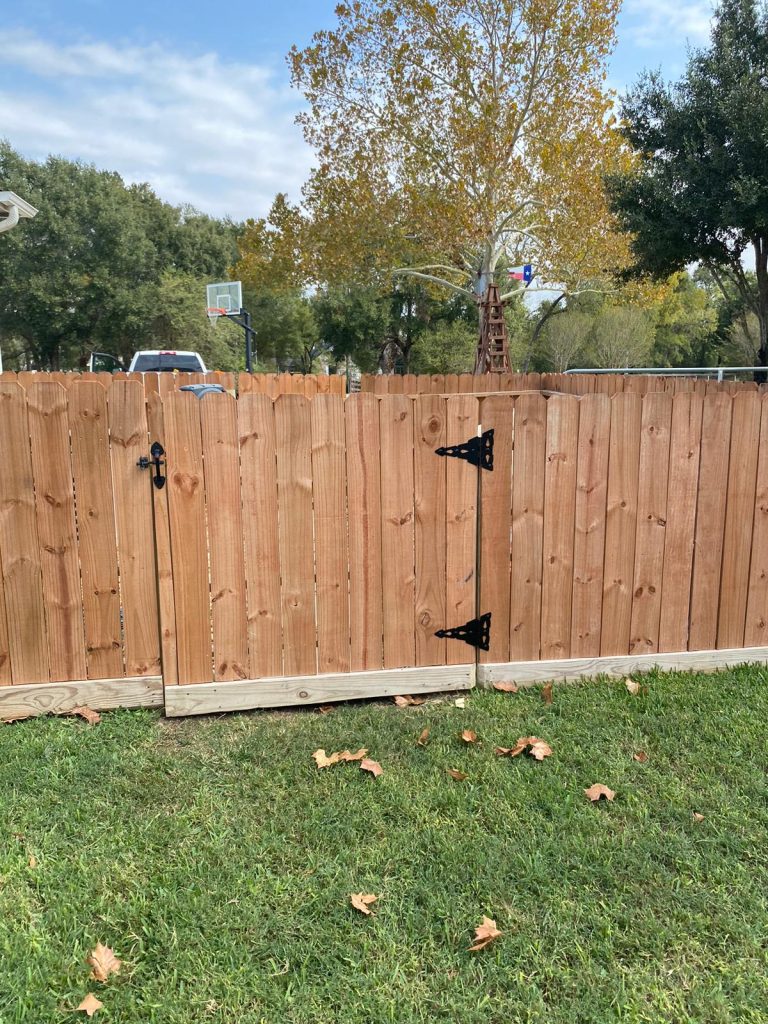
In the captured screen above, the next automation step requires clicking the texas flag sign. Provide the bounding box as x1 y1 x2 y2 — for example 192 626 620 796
508 264 533 283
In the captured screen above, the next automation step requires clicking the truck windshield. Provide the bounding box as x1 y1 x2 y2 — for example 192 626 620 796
133 354 203 372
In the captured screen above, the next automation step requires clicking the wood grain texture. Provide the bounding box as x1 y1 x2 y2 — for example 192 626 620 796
275 395 317 677
658 393 703 653
379 395 416 669
509 392 546 661
162 390 212 683
0 675 162 721
26 383 86 682
0 554 9 684
109 381 162 677
477 646 768 687
629 393 672 655
238 394 283 678
445 396 479 666
744 395 768 645
689 394 733 651
717 391 761 648
345 394 384 671
478 395 514 663
570 394 610 658
414 395 447 666
68 382 123 680
600 393 642 656
540 396 580 659
166 664 474 717
0 383 49 684
145 392 177 686
200 392 249 681
311 395 351 674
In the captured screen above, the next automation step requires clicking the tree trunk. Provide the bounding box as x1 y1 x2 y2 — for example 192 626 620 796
754 237 768 382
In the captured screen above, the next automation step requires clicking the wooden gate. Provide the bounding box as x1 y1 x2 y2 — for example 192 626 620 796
157 391 478 716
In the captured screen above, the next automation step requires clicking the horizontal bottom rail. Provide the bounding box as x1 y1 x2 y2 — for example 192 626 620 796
164 664 475 718
0 676 163 721
477 646 768 687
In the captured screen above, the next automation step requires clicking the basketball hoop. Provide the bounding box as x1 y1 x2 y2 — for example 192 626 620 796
207 307 228 326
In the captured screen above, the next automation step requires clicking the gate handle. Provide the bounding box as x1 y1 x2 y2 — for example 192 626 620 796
137 442 166 489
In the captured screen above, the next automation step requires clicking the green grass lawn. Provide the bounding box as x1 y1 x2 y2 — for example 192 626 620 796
1 668 767 1024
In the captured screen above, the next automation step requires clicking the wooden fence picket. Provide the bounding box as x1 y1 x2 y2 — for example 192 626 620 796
414 394 448 667
445 395 478 666
478 395 514 663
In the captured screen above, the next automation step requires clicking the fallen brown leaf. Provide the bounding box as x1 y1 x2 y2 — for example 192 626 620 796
447 768 468 781
77 994 103 1017
468 916 502 952
360 758 383 777
28 854 37 869
495 736 553 761
492 681 519 693
584 783 616 802
416 728 430 747
461 729 478 744
350 892 378 915
394 694 424 707
454 697 466 708
633 750 648 763
693 812 705 822
312 748 368 768
541 682 553 705
87 942 122 982
625 679 641 696
70 707 101 725
316 704 335 715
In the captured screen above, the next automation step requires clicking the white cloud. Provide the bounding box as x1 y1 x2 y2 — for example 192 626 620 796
623 0 714 48
0 30 314 220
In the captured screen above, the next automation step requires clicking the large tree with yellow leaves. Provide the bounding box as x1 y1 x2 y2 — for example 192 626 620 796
286 0 630 322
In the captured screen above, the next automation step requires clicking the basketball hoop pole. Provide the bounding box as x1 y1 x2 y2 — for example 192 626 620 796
211 307 256 372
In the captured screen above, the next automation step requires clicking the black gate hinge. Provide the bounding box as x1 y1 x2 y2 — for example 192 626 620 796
435 429 494 471
435 612 491 651
137 441 166 489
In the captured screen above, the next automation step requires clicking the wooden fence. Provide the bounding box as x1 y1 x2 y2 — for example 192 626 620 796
0 371 346 399
359 371 765 396
2 380 768 720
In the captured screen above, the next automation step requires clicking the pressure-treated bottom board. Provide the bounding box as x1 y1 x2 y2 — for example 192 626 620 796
0 676 163 721
164 664 475 717
477 646 768 687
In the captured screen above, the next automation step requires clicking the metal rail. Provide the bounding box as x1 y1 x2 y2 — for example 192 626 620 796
565 366 766 382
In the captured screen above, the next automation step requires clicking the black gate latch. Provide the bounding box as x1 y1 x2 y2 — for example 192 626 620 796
435 612 491 651
435 429 494 471
137 441 166 489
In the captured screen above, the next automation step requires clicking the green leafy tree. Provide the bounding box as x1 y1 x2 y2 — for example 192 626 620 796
650 272 719 366
540 311 594 372
589 307 655 368
607 0 768 371
410 320 476 374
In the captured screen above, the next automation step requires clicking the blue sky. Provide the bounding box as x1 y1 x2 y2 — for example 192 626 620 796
1 0 714 221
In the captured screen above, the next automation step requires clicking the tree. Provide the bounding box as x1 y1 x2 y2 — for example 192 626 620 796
288 0 629 338
589 306 654 368
410 320 476 374
607 0 768 373
540 311 593 372
650 272 719 367
0 143 239 369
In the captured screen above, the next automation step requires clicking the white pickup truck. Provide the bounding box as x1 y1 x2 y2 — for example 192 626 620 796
128 350 208 373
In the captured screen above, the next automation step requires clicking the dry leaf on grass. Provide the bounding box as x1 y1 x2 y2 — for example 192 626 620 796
87 942 122 982
447 768 468 781
28 854 37 869
360 758 383 778
350 892 378 915
584 784 616 802
625 679 641 695
495 736 552 761
454 697 466 708
316 704 335 715
468 916 502 951
312 748 368 769
70 707 101 725
633 750 648 763
77 994 103 1017
492 681 519 693
541 682 553 705
416 728 430 747
394 694 424 707
693 812 705 822
460 729 478 744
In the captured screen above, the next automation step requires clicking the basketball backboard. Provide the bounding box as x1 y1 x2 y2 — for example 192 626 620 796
206 280 242 319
